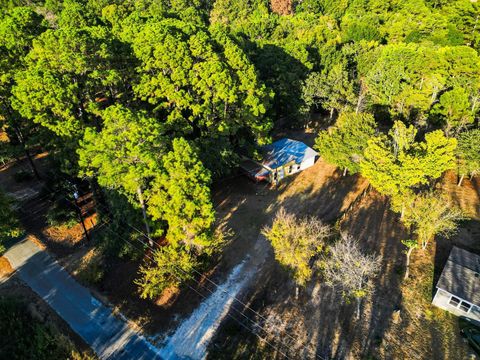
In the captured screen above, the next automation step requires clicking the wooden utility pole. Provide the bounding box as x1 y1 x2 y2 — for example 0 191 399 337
73 188 90 242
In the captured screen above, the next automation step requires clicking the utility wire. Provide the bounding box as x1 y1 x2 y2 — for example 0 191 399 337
98 220 292 359
11 158 325 359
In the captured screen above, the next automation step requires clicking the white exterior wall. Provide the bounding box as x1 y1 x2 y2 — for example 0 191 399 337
432 288 480 322
269 157 317 183
299 156 316 171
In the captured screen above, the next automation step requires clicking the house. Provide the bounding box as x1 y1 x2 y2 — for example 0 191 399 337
240 138 318 184
432 246 480 323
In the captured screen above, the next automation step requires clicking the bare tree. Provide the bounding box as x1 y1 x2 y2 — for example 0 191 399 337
323 235 381 318
262 208 331 297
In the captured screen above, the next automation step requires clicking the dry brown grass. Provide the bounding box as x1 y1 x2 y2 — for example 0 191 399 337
441 171 480 220
0 257 13 278
155 286 181 308
27 234 46 250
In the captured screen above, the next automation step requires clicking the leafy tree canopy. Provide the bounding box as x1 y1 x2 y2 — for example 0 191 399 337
148 138 215 250
361 121 457 212
315 111 376 174
456 128 480 179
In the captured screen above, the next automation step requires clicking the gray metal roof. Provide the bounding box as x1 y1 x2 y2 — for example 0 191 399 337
436 246 480 305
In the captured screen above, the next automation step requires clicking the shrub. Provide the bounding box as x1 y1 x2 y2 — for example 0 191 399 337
0 191 22 253
0 297 79 359
46 202 78 228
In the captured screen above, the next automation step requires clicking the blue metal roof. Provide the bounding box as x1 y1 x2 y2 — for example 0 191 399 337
261 138 317 169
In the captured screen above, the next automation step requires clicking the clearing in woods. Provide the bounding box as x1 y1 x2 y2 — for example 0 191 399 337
2 147 479 359
208 160 479 359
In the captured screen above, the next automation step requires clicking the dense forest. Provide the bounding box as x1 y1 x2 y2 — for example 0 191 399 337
1 0 479 301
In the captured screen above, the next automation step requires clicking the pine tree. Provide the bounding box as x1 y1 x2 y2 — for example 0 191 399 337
148 138 215 250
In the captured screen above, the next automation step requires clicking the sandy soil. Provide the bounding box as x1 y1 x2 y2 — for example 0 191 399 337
208 160 479 359
2 141 478 360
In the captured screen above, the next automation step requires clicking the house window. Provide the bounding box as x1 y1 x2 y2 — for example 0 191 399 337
296 165 300 171
288 165 293 174
459 301 471 313
449 296 461 307
449 296 472 313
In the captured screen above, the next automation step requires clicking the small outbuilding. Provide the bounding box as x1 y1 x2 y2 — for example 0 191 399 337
240 138 318 184
432 246 480 323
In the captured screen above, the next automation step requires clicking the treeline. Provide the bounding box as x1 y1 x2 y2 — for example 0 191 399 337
0 0 479 298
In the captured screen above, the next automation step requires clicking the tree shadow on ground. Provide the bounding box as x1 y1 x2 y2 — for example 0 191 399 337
208 166 377 359
321 192 407 359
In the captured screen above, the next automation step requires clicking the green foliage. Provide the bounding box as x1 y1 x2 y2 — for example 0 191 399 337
315 111 376 174
136 244 197 300
401 239 418 251
361 121 457 212
130 18 272 142
77 251 105 285
148 138 215 250
402 192 464 249
362 43 480 122
302 60 357 116
45 201 78 228
432 87 474 135
78 105 164 198
12 24 128 139
96 189 146 260
0 297 86 359
262 208 331 286
456 129 480 178
0 140 20 166
0 191 21 252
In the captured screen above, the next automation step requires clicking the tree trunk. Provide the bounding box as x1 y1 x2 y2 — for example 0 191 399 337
295 286 299 300
356 298 361 319
343 167 348 177
24 147 41 180
14 126 41 180
329 108 334 119
137 186 153 246
422 239 428 250
400 204 405 220
457 174 465 187
404 247 414 280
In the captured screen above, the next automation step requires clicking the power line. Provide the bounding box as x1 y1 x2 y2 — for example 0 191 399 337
99 220 292 359
11 158 325 359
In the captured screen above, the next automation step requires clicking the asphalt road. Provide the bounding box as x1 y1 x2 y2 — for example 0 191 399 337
4 238 163 360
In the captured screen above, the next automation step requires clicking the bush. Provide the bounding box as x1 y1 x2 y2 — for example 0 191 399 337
0 191 22 253
46 202 78 228
77 251 104 285
0 297 80 360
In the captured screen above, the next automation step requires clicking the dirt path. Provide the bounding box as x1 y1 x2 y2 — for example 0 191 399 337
208 162 478 359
